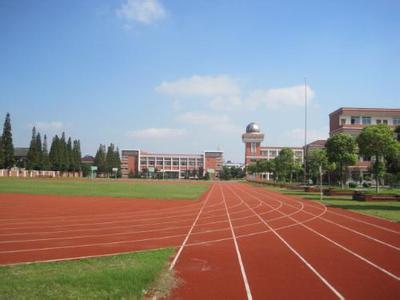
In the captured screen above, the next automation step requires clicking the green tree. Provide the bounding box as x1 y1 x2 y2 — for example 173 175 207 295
106 143 116 176
220 166 233 180
36 132 43 170
0 136 4 168
26 127 38 170
394 125 400 142
307 149 329 185
357 124 398 193
94 144 107 175
274 148 294 182
67 137 73 171
59 132 69 172
114 147 121 177
49 135 61 171
2 113 14 169
326 133 357 188
42 134 50 170
72 140 82 172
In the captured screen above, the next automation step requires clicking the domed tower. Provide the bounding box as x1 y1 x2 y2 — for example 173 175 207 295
242 122 264 165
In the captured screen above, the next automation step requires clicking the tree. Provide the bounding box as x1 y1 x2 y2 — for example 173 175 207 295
274 148 294 182
357 124 398 193
60 132 69 172
0 136 3 168
326 133 357 188
36 132 43 170
220 166 233 180
106 143 116 176
307 149 329 185
72 140 82 172
394 125 400 142
49 135 61 171
94 144 107 175
2 113 14 168
27 127 38 170
42 134 50 170
66 137 73 171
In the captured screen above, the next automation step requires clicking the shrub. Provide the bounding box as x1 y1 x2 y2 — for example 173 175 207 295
348 182 358 188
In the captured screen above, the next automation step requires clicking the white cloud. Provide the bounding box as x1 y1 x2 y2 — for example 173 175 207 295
246 85 315 110
29 121 64 131
177 112 241 134
156 75 241 110
116 0 166 24
284 126 329 145
127 128 186 139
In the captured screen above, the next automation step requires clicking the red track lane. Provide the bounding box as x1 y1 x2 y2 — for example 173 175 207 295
1 183 399 299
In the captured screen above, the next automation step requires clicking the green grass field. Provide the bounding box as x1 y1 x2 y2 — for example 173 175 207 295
262 186 400 222
0 177 209 200
0 248 174 299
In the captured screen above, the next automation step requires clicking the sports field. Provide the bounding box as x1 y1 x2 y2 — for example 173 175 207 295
0 177 209 199
0 180 399 299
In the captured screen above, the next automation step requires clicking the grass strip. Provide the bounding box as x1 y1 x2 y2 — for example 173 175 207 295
0 178 209 200
0 248 174 300
257 184 400 222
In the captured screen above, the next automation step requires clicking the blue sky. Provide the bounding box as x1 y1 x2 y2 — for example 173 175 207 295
0 0 399 162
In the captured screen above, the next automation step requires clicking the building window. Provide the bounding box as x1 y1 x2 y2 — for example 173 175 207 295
251 142 256 153
340 118 346 125
383 120 388 125
173 158 179 166
351 116 360 124
165 159 171 166
269 150 277 158
362 116 371 125
393 117 400 125
376 119 382 124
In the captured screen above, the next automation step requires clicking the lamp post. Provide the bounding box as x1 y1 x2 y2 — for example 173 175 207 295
304 77 308 185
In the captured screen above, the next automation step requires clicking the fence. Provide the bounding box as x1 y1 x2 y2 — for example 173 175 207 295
0 169 82 178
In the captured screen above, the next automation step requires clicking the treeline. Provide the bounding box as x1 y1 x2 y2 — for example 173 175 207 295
94 143 121 177
247 124 400 191
26 127 82 172
219 166 245 180
247 148 303 183
0 113 14 169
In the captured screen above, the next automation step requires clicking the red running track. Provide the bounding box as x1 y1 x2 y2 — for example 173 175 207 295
0 183 399 299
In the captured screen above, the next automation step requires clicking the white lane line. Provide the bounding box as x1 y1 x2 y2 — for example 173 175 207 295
241 186 400 281
251 189 400 251
227 185 345 300
260 186 400 235
220 184 253 300
169 184 215 271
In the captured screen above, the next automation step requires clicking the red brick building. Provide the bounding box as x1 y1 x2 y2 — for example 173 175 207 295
121 149 223 179
242 122 304 179
329 107 400 178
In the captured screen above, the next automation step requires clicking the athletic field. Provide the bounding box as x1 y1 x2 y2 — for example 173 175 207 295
0 179 399 299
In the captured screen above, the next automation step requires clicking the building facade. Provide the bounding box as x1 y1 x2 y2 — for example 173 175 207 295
329 107 400 180
329 107 400 137
242 122 304 180
121 149 223 179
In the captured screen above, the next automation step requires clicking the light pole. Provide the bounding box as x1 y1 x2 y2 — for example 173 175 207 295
304 77 308 185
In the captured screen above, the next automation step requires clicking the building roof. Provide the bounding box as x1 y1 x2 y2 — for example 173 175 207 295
81 155 95 163
14 147 29 157
246 122 261 133
329 107 400 116
305 139 327 148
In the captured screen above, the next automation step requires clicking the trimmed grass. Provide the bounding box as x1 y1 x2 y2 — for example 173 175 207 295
0 178 209 200
0 248 174 299
263 185 400 222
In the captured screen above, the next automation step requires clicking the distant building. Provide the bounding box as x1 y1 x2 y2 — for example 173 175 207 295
242 122 304 166
242 122 304 180
329 107 400 137
223 160 244 169
121 150 223 179
329 107 400 180
14 147 29 168
304 140 326 153
81 155 95 165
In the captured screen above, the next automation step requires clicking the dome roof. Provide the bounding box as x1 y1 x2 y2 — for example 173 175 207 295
246 122 260 133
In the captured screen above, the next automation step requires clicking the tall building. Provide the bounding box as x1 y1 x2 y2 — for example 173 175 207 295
329 107 400 180
242 122 303 179
329 107 400 137
121 149 223 179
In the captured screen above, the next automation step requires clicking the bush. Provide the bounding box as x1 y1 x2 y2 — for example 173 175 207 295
363 182 371 188
348 182 358 188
